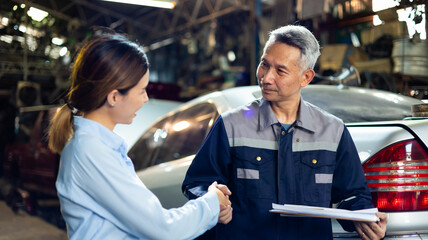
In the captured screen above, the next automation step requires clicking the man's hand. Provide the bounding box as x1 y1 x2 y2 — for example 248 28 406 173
208 182 233 224
218 205 233 224
354 212 387 240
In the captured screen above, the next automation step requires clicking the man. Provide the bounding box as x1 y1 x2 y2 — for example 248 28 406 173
182 25 387 239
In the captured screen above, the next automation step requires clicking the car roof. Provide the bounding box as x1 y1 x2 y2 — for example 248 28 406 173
203 84 423 123
301 85 423 122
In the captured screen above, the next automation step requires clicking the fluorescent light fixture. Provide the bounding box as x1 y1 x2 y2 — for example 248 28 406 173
0 35 13 44
52 37 64 45
19 25 27 33
227 51 236 62
59 47 68 57
372 0 398 12
102 0 176 9
1 17 9 26
27 7 49 22
373 15 383 26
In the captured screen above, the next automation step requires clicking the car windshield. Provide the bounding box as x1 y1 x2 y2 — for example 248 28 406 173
129 102 218 170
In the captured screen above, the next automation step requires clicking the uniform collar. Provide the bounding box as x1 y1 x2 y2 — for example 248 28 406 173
295 97 317 133
258 97 316 133
258 98 278 131
73 116 128 154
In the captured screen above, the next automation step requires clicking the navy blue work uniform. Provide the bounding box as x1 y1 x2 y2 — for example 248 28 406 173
182 98 373 240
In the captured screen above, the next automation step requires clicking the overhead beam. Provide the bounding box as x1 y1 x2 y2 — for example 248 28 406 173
191 0 203 22
152 5 239 40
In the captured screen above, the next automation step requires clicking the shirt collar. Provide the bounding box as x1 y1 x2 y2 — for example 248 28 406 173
73 116 128 154
295 97 317 133
258 98 278 131
258 97 316 133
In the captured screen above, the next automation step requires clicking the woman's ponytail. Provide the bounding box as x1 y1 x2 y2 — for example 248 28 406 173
48 104 75 154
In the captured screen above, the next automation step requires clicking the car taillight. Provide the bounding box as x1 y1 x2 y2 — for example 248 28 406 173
363 139 428 211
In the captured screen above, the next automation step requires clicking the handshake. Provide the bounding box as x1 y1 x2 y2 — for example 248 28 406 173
208 181 233 224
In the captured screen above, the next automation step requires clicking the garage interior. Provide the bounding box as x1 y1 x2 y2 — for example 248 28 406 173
0 0 427 238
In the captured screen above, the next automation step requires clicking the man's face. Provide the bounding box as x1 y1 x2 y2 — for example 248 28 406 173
256 42 312 103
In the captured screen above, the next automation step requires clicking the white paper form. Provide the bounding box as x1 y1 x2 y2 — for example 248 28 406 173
270 203 379 222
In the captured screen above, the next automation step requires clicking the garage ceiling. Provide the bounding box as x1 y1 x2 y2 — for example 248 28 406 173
8 0 266 44
1 0 281 101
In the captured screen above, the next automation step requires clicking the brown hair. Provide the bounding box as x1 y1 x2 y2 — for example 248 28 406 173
48 33 149 153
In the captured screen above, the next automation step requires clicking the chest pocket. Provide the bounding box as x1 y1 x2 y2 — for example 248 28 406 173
233 148 276 199
299 151 336 204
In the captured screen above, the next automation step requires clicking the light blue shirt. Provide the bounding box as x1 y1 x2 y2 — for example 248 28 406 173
57 116 219 240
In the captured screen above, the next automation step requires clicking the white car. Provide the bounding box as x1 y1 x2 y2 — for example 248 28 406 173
114 98 182 148
129 85 428 239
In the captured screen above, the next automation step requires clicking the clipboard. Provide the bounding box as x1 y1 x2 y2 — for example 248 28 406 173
270 203 379 222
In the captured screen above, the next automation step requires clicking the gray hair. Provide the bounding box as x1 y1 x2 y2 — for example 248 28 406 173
264 25 320 70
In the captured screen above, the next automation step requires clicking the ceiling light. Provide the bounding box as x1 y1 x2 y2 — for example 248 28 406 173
59 47 68 57
372 0 398 12
101 0 177 9
227 51 236 62
27 7 49 22
1 17 9 26
373 15 383 26
18 25 27 33
52 37 64 45
0 35 13 44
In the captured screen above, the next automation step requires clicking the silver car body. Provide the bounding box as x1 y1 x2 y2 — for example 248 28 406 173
114 98 182 148
134 85 428 239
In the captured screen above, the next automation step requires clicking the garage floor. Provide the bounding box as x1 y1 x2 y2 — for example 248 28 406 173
0 200 67 240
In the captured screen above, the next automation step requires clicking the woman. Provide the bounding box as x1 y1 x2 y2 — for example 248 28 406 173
48 33 232 240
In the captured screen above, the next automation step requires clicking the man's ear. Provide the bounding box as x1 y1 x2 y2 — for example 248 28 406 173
300 69 315 87
106 89 120 107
